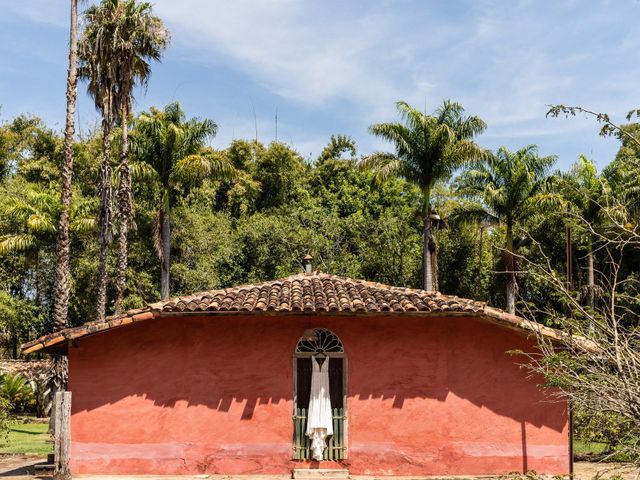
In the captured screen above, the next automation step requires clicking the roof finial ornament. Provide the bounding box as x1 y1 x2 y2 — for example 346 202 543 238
304 254 313 275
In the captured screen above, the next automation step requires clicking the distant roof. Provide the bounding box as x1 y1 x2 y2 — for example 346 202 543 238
22 273 592 354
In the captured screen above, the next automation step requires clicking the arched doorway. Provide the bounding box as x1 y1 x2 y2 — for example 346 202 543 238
293 328 347 461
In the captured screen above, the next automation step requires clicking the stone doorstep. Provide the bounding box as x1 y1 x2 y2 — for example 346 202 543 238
293 469 350 479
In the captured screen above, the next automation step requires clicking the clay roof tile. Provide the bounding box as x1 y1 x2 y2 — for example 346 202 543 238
23 273 596 355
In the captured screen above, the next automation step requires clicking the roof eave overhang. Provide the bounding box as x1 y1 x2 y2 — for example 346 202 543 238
22 307 597 356
21 309 160 355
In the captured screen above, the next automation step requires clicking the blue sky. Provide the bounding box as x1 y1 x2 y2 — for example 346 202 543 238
1 0 639 169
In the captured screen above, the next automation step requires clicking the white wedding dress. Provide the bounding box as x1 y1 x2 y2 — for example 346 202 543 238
306 355 333 461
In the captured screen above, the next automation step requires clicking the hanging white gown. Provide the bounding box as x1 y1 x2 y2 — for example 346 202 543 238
306 355 333 461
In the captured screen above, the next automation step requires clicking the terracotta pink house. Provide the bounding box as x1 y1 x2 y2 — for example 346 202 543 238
24 273 572 477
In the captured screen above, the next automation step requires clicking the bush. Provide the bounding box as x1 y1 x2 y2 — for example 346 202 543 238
574 405 639 462
0 398 10 443
0 374 35 413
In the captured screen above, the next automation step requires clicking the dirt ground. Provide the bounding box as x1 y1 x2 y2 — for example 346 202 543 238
0 455 50 479
574 462 639 480
0 455 637 479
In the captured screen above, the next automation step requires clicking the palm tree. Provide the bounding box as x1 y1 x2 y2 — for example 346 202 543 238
361 100 486 291
130 102 233 299
0 188 96 255
556 155 609 309
316 134 357 164
51 0 79 333
78 3 119 321
0 188 95 347
49 3 79 448
99 0 169 314
454 145 557 313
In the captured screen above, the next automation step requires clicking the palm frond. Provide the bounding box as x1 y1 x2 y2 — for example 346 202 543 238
0 234 37 254
521 192 566 217
130 161 160 183
26 214 56 235
454 144 558 226
316 134 357 163
368 122 413 158
358 153 403 184
206 151 236 180
4 199 37 223
70 217 97 234
455 167 492 198
170 151 236 185
82 0 170 104
448 202 498 227
367 100 486 194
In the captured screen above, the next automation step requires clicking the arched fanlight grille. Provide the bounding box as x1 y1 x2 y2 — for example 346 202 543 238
295 328 344 354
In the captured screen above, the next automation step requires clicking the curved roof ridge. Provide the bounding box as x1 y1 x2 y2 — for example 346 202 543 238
21 272 595 354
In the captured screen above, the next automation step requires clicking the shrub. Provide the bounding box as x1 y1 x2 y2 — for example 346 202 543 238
0 374 35 413
0 398 10 443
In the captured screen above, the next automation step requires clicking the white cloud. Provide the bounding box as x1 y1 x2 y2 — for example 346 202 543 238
3 0 639 165
153 1 639 159
153 0 428 111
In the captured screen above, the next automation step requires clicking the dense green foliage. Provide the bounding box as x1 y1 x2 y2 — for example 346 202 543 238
1 106 639 352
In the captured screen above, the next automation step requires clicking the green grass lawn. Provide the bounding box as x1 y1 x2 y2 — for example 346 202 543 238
574 439 637 462
0 421 52 456
575 439 610 456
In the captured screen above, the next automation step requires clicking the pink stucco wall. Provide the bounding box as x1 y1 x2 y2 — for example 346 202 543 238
68 314 568 476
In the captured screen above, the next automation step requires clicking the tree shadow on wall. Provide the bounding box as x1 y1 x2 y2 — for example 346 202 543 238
70 314 566 435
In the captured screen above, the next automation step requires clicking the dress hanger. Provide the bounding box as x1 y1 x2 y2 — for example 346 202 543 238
314 351 327 366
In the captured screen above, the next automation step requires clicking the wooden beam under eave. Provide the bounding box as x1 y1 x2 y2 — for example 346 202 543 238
23 343 43 354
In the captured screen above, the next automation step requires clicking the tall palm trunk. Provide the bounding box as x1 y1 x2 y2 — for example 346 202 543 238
96 115 113 321
51 0 78 332
160 196 171 300
430 238 439 292
48 0 77 449
505 222 516 314
114 97 131 315
422 187 434 291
